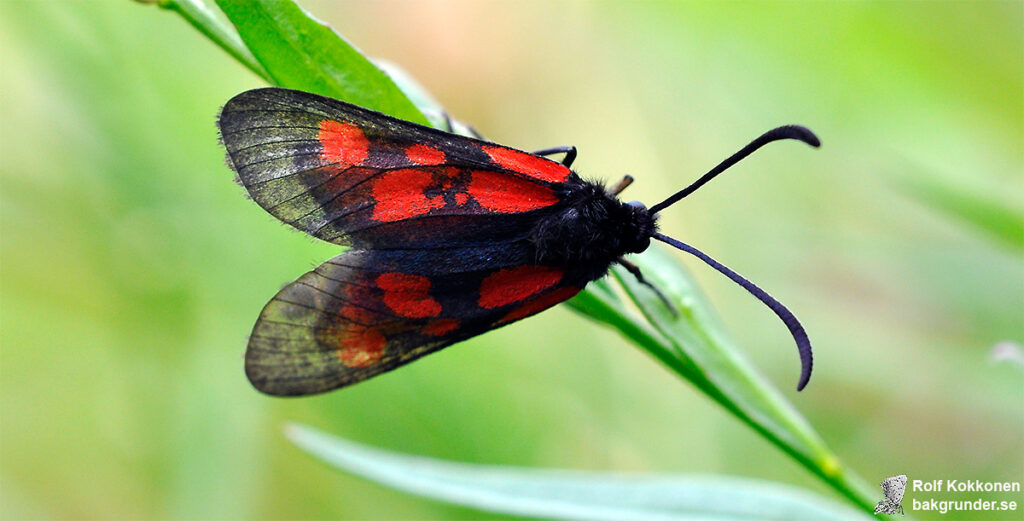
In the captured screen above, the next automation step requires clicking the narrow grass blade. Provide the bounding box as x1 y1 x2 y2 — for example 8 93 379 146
287 424 870 521
605 246 880 512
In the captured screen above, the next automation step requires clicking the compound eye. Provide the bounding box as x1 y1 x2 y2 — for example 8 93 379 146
633 235 651 253
627 200 647 211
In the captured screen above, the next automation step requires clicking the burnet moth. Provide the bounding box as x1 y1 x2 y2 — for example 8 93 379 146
218 88 819 396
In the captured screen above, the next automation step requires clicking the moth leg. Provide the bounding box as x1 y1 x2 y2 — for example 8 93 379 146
609 175 634 196
467 126 484 139
616 257 677 316
532 146 577 168
442 111 484 139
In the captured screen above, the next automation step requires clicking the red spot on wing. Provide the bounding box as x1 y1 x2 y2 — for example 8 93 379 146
500 286 581 323
371 169 447 222
423 319 460 337
376 272 442 318
468 170 559 214
335 326 386 368
482 146 570 183
478 266 563 309
335 285 388 323
454 192 469 205
336 303 377 324
319 120 369 167
405 144 446 165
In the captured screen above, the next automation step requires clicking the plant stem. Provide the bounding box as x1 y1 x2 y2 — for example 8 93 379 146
598 265 902 517
574 264 890 517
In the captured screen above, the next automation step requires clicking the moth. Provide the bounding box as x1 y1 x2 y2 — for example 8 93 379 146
874 474 907 515
218 88 818 396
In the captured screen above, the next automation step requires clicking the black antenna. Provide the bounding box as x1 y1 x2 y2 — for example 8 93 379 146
652 233 813 391
648 125 820 215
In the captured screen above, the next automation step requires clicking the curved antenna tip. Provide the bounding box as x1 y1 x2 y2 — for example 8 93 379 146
648 124 821 215
653 233 815 391
796 350 813 391
776 125 821 148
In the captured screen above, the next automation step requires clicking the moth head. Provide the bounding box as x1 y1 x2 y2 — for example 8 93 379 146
623 200 654 254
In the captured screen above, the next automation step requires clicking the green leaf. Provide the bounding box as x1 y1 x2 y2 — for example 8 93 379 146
215 0 429 125
286 424 870 521
372 59 448 129
570 246 880 514
899 171 1024 253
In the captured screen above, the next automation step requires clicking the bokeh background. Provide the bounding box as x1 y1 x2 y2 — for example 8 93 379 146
1 1 1021 519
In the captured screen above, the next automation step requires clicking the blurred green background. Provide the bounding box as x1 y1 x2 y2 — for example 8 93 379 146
1 1 1021 519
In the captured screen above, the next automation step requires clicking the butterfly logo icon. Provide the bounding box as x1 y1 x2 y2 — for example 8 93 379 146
874 474 908 515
